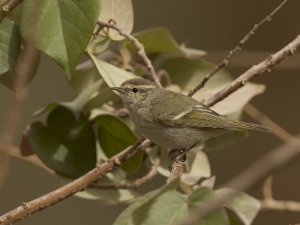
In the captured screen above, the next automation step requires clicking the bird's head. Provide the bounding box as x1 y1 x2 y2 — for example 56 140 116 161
111 78 157 106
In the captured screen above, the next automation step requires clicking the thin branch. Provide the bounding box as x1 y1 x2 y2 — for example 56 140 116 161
260 199 300 212
262 175 273 200
206 35 300 107
168 34 300 183
89 155 160 190
175 134 300 225
0 142 53 174
0 0 23 22
96 21 162 88
0 138 151 225
245 103 299 144
0 1 40 187
245 104 300 213
188 0 288 97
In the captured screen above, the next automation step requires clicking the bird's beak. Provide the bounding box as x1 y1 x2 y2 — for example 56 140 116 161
111 87 125 95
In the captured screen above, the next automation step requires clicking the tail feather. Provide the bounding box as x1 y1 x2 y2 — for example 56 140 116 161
229 120 271 132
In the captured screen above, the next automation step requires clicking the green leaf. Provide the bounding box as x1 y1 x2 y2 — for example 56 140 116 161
94 114 142 172
133 27 182 54
27 106 97 178
20 0 101 78
160 57 232 91
88 52 138 87
188 187 230 225
99 0 134 41
0 19 20 75
114 181 178 225
216 189 261 225
115 186 229 225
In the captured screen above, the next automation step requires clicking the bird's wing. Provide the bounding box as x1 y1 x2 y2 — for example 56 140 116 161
150 90 231 129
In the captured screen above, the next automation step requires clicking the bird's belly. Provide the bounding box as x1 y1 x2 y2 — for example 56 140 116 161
137 120 203 149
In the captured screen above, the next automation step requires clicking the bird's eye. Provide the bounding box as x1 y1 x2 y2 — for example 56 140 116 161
132 88 139 93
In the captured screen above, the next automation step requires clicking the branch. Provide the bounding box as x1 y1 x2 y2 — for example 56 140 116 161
96 21 162 88
0 2 40 187
188 0 288 97
260 199 300 212
206 35 300 107
0 0 23 22
169 35 300 182
176 134 300 225
89 155 160 190
0 138 151 225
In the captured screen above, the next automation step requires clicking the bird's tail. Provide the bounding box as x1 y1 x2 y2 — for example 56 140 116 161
229 120 271 132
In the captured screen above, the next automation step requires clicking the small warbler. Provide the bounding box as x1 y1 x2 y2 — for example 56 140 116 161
112 78 270 151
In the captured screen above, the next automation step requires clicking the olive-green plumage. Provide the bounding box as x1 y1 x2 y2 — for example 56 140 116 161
112 78 270 150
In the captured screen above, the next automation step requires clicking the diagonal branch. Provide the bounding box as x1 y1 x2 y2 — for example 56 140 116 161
206 35 300 107
188 0 288 97
176 134 300 225
0 138 150 225
96 21 162 88
89 155 160 190
0 0 23 22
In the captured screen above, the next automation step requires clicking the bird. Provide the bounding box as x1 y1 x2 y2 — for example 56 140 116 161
112 78 270 155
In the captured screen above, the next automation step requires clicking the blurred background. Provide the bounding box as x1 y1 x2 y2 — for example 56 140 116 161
0 0 299 224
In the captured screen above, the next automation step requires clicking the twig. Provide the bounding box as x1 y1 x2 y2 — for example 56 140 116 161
262 175 273 200
260 199 300 212
0 138 151 225
245 104 300 213
175 134 300 225
245 103 300 144
0 1 40 186
89 155 160 190
0 0 23 22
188 0 288 97
0 142 53 174
205 35 300 107
168 34 300 183
97 21 162 88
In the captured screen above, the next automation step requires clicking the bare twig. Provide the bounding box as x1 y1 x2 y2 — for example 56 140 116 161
0 142 53 174
245 103 300 144
96 21 162 88
245 104 300 213
262 175 273 200
206 35 300 107
0 0 23 22
188 0 288 97
89 155 160 190
176 134 300 225
168 34 300 183
0 138 151 225
260 199 300 212
0 1 40 186
167 161 185 183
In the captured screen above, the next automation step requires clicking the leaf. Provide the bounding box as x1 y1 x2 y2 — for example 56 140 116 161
0 18 20 75
182 150 211 185
94 114 142 172
99 0 134 41
132 27 182 54
88 52 138 87
114 181 178 225
26 106 97 178
115 185 229 225
216 189 261 225
20 0 101 78
160 57 232 91
198 83 266 116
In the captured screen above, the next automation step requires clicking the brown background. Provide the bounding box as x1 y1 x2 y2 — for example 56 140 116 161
1 0 300 224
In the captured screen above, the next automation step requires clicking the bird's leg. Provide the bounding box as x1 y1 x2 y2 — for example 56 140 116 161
168 149 186 172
